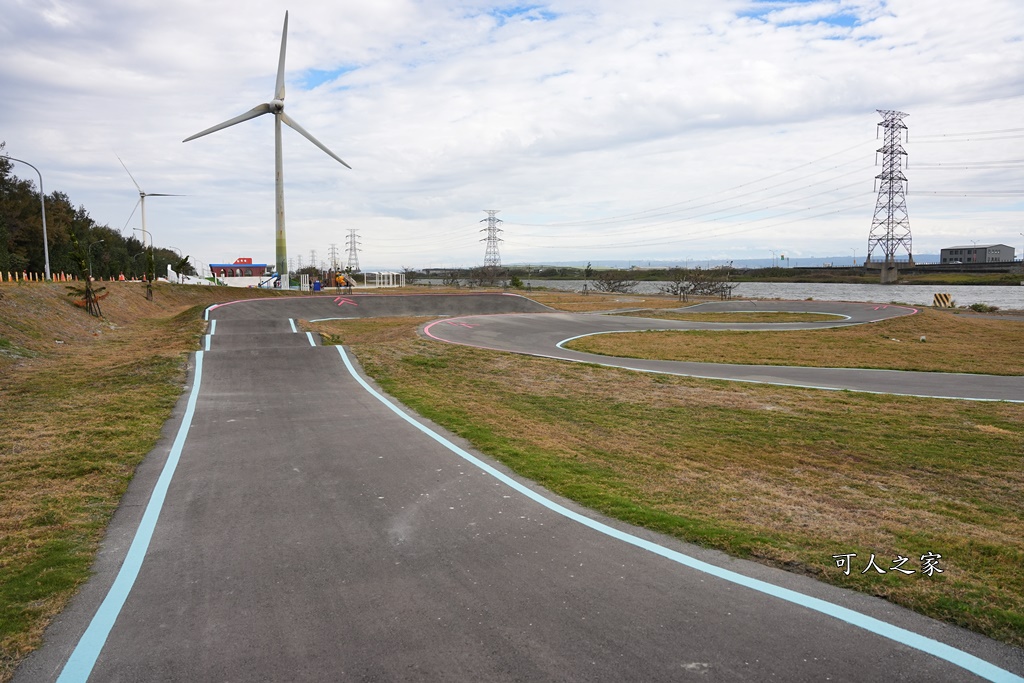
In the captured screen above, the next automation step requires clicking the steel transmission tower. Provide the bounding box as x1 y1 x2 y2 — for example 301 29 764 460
480 210 503 267
866 109 912 284
345 229 361 272
328 243 341 272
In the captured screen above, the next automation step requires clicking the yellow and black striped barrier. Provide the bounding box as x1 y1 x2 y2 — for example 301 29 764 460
933 293 953 308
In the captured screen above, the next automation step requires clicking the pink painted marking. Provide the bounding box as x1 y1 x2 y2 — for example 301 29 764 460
334 297 358 306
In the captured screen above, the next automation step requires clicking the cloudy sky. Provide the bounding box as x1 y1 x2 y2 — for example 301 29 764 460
3 0 1023 272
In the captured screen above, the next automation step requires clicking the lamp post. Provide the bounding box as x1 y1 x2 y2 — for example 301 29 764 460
88 239 105 279
168 247 186 283
6 156 51 280
850 248 857 267
770 250 777 268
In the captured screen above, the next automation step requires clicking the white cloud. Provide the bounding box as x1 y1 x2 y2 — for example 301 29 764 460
2 0 1022 270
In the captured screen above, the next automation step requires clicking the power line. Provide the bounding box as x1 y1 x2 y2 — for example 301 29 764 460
506 138 876 228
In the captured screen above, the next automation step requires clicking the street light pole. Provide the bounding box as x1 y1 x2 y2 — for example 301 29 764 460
88 239 105 279
6 156 51 280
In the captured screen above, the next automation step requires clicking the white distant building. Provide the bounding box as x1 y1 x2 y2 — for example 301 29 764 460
939 244 1015 264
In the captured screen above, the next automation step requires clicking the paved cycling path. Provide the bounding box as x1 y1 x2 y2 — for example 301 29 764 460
422 299 1024 402
18 294 1023 682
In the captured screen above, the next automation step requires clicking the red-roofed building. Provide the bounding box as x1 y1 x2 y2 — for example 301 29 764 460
210 257 270 278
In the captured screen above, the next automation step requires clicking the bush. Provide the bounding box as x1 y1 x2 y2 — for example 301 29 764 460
968 303 999 313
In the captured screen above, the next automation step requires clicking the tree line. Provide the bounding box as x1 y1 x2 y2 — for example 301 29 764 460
1 143 193 281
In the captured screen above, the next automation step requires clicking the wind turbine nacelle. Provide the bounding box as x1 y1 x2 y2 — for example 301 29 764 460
270 99 285 113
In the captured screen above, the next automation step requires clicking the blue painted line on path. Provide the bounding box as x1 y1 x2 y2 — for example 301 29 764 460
334 344 1022 683
55 352 206 683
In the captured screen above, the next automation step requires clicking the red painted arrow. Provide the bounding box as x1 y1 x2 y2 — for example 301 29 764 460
444 320 476 328
334 297 357 306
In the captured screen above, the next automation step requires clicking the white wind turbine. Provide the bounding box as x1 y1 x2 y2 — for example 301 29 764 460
117 154 182 276
183 11 351 289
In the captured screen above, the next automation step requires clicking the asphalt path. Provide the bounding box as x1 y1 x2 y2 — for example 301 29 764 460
17 293 1024 682
422 300 1024 402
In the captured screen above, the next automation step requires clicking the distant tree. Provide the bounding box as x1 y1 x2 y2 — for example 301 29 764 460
441 269 462 288
65 226 106 317
590 269 637 293
659 267 735 301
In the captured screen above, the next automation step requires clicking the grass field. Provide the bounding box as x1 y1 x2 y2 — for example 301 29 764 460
1 284 1022 681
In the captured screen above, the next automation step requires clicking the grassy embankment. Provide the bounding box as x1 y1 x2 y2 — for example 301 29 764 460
0 284 1021 682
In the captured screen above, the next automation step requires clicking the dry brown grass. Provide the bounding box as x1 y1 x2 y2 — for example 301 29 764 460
567 307 1024 375
623 310 846 323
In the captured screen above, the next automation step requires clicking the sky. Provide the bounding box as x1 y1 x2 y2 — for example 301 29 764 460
3 0 1023 273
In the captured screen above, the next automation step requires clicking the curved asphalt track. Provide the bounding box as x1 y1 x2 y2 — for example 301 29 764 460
16 293 1023 682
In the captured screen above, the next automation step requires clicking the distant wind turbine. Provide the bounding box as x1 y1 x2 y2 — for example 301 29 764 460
182 11 351 288
117 155 182 298
117 154 182 252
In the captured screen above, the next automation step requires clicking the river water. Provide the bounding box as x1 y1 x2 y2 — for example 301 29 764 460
504 280 1024 309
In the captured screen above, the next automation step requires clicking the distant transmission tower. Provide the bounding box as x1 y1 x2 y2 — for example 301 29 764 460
480 210 503 267
866 109 913 283
328 243 341 272
345 229 361 272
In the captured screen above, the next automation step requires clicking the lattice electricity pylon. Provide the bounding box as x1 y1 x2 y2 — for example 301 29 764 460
867 110 912 268
345 228 361 272
480 210 503 267
328 243 341 272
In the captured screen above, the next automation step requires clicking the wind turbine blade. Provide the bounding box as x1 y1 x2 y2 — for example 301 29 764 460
183 103 272 143
280 112 352 169
144 193 186 197
116 154 142 193
121 199 141 231
275 11 288 101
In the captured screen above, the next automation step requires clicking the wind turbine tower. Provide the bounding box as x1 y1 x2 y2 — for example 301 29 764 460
183 12 351 288
345 229 361 272
480 210 503 267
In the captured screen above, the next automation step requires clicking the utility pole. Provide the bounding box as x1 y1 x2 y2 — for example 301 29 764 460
866 109 913 284
480 210 503 267
345 229 361 272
